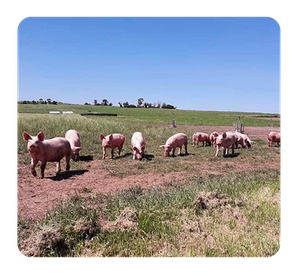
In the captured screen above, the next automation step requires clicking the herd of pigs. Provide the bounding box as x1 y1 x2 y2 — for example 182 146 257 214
22 130 280 179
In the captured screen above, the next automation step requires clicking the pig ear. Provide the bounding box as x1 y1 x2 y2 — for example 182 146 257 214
133 146 137 151
100 134 105 140
23 132 31 141
74 146 81 151
141 145 145 150
159 145 165 148
109 134 113 141
222 132 227 138
37 132 45 141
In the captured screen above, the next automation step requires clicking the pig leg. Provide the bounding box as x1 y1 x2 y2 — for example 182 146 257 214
111 148 114 159
172 148 175 157
223 147 227 157
66 155 70 171
30 158 38 177
178 146 182 155
40 161 47 179
102 147 106 159
118 145 123 156
184 143 188 155
215 146 220 157
56 161 61 175
231 145 235 155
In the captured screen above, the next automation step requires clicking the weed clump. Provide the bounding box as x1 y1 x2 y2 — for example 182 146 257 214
19 226 69 257
101 207 138 231
193 192 229 210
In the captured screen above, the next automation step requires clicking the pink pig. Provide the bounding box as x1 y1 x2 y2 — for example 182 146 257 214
131 132 146 161
23 131 71 178
100 133 125 159
192 132 211 147
235 132 253 148
215 132 238 157
65 129 81 161
160 133 188 157
209 132 219 147
268 132 280 147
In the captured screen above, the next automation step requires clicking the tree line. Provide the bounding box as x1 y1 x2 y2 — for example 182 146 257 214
18 98 58 105
18 97 176 109
89 98 176 109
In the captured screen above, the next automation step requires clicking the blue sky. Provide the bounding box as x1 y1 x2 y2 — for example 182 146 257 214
18 17 280 113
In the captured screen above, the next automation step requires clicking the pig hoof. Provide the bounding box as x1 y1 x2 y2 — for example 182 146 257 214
32 170 37 177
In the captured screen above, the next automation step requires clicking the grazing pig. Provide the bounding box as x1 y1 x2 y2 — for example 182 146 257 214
192 132 211 147
268 132 280 147
209 132 219 147
131 132 146 161
235 132 253 148
100 133 125 159
23 131 71 178
215 132 237 157
160 133 188 157
65 129 81 161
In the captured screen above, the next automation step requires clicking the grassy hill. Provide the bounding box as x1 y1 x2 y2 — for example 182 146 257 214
18 103 280 127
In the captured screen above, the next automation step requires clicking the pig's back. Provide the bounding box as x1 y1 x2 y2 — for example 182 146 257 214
166 133 187 147
112 134 125 145
43 137 71 162
65 130 80 147
131 132 145 146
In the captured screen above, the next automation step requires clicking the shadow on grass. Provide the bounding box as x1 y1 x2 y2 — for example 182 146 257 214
224 153 240 158
143 154 155 161
113 153 133 160
79 155 94 162
176 153 195 157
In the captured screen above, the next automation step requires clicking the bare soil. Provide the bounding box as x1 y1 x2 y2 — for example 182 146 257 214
18 160 190 220
18 125 280 220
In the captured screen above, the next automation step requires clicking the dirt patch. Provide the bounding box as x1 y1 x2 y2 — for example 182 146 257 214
19 226 69 257
18 161 190 220
100 207 138 231
18 140 280 220
193 192 229 209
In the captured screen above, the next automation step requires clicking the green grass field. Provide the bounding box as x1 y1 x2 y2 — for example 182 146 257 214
18 103 280 127
17 104 280 257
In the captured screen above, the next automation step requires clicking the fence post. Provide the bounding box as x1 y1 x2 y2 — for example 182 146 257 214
171 119 176 128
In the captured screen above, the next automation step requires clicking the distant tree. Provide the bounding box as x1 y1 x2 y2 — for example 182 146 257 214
52 101 58 105
128 104 137 108
94 99 98 105
84 102 91 105
137 98 144 107
156 102 161 108
109 103 113 106
118 102 123 107
39 98 44 104
47 98 52 104
123 101 129 108
102 99 108 106
32 100 37 104
162 104 176 109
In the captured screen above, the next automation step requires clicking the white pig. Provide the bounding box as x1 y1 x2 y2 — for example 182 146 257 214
131 132 146 160
23 131 71 178
235 132 253 148
65 129 81 161
215 132 237 157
